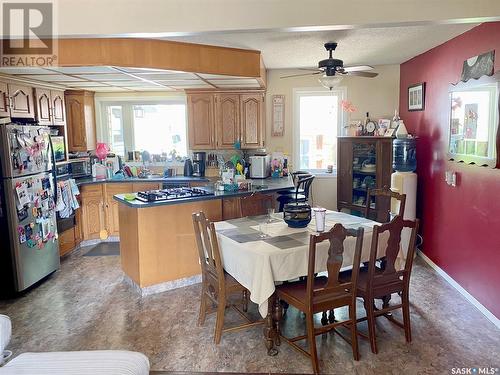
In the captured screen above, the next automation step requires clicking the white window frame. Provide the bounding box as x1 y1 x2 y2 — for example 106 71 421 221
95 95 188 156
293 87 347 174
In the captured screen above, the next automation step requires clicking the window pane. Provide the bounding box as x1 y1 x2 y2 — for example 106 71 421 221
132 104 187 156
299 95 338 170
106 105 125 157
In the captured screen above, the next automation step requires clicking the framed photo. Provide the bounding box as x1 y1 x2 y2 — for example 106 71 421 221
271 95 285 136
408 82 426 111
384 128 396 137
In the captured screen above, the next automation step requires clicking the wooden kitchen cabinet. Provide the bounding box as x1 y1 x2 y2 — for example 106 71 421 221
240 93 265 149
65 90 96 152
51 90 66 125
80 185 104 240
8 83 35 119
0 81 9 117
35 88 66 126
187 93 215 149
187 90 265 150
216 94 240 149
222 193 274 220
34 88 52 125
104 183 130 237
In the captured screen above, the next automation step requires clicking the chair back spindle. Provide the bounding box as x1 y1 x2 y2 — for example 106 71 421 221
306 223 364 306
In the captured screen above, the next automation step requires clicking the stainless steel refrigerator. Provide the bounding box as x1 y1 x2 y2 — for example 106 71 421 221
0 117 59 296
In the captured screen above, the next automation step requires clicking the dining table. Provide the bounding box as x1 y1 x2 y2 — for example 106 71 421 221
214 210 398 355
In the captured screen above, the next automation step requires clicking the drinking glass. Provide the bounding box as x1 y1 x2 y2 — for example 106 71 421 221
313 207 327 232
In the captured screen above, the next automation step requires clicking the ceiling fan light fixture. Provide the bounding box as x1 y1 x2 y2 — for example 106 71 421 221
318 74 342 90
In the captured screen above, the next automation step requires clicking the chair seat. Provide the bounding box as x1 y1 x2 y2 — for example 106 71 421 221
339 267 403 298
277 194 306 202
276 188 305 195
276 276 351 313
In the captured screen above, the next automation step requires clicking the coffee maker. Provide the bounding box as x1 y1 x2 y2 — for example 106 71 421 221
192 152 206 177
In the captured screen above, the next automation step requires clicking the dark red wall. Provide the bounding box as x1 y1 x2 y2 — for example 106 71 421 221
400 22 500 319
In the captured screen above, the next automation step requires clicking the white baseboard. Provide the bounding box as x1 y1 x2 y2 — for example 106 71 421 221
417 250 500 329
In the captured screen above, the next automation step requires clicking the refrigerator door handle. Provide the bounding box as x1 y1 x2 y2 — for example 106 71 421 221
48 135 58 205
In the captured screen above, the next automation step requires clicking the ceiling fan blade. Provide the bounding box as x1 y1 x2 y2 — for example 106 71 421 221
297 68 322 72
342 65 375 73
344 71 379 78
280 71 322 79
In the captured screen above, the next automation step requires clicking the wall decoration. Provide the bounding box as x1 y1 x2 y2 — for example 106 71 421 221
271 95 285 137
408 82 426 111
461 50 495 82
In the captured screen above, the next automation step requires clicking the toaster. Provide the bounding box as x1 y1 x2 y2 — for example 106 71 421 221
249 155 271 178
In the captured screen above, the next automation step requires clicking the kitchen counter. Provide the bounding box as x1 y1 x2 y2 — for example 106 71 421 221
114 176 294 294
113 176 294 208
75 176 210 186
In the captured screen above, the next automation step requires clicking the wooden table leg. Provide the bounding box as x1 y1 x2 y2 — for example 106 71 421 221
263 294 279 356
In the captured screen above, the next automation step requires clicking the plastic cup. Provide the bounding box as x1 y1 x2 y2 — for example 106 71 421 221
313 207 327 232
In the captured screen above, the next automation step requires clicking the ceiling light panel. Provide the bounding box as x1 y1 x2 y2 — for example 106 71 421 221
0 67 57 75
19 74 83 82
47 66 117 74
76 73 134 81
102 81 162 87
135 73 197 80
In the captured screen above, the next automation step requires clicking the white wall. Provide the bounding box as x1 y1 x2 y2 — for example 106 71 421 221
265 65 400 209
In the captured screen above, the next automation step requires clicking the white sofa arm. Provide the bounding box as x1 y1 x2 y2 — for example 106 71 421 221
0 315 11 365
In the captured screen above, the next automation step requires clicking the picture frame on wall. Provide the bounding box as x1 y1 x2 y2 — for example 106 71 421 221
271 95 285 136
408 82 426 111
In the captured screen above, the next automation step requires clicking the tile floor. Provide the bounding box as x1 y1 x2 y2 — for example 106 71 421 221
0 246 499 374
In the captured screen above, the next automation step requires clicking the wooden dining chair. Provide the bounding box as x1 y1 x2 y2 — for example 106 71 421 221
365 185 406 223
350 215 419 354
192 212 263 344
275 224 364 374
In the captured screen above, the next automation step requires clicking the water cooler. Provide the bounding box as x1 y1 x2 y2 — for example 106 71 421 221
391 138 417 260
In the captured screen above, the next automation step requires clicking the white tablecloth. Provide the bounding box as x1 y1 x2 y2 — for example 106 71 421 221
215 211 392 317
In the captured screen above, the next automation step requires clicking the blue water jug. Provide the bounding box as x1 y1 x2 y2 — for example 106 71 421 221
393 138 417 172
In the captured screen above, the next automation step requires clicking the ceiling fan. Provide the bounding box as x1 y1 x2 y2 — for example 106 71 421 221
280 42 378 89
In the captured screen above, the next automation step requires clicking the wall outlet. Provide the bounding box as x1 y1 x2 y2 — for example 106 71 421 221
445 171 457 187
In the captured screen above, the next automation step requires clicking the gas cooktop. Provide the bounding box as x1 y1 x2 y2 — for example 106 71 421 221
135 187 213 203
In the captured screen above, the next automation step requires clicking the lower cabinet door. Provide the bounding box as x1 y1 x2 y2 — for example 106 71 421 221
222 197 243 220
104 183 132 237
81 193 103 240
58 228 76 257
241 193 274 217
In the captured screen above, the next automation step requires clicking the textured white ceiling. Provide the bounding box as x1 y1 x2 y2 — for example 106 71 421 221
167 24 478 68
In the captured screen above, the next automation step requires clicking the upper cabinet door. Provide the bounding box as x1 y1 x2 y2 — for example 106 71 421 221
0 81 10 117
240 93 265 149
216 94 240 149
51 90 66 125
34 88 52 125
9 84 35 119
188 94 215 149
65 91 96 152
66 96 86 151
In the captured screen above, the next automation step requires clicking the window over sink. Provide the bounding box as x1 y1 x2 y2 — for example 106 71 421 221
98 98 188 158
